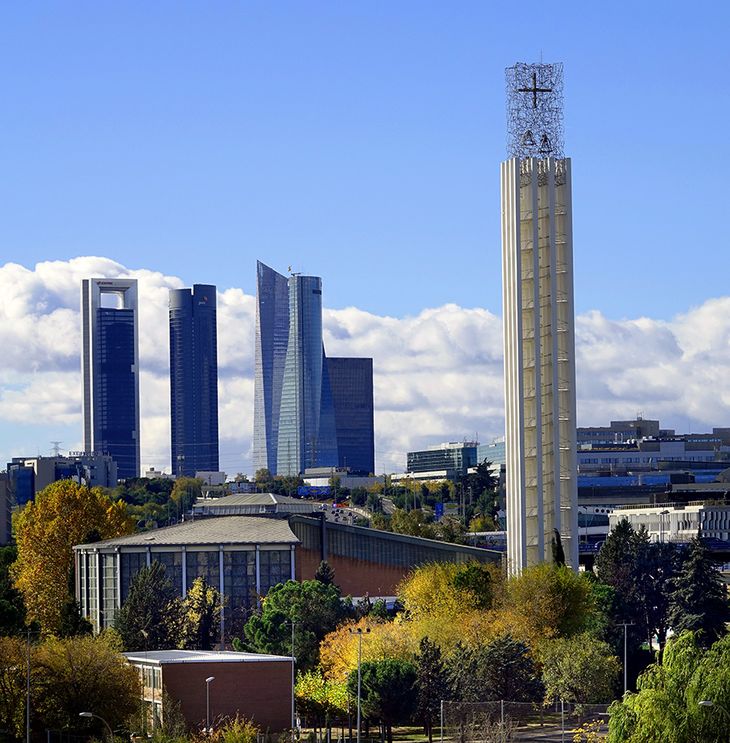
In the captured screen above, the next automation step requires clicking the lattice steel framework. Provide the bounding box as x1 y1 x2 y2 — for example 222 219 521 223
506 62 564 160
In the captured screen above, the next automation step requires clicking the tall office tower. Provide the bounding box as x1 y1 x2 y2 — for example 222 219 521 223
253 262 338 476
169 284 219 476
254 262 292 473
501 63 578 572
327 357 375 475
81 278 140 480
276 273 337 475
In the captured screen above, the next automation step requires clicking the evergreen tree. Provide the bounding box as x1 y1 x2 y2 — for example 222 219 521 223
669 536 730 647
551 528 566 567
315 560 336 586
415 638 448 743
347 659 417 743
480 634 543 703
445 642 482 703
114 562 182 650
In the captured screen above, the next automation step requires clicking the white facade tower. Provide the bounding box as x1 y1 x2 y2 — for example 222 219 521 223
501 63 578 572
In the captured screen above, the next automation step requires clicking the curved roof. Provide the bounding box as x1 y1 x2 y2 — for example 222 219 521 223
74 515 298 550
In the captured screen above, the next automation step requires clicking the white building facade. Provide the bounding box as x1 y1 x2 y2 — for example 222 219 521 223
501 63 578 572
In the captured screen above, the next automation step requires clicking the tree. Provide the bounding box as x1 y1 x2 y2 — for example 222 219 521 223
606 631 730 743
347 659 417 743
551 528 566 566
34 633 140 733
242 579 346 669
540 634 621 704
596 519 681 653
501 563 593 643
315 560 336 586
170 476 202 513
0 636 26 739
669 536 730 647
295 669 348 735
114 562 183 650
12 480 133 634
180 576 222 650
479 634 543 702
415 638 448 743
0 545 25 635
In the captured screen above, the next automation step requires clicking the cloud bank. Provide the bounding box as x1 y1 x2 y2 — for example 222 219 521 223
1 257 729 474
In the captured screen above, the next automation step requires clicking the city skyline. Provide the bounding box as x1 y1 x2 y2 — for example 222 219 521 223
1 254 728 476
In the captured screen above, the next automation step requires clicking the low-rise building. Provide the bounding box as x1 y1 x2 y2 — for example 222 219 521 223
124 649 292 732
406 441 479 481
192 492 319 518
7 452 118 505
74 516 298 638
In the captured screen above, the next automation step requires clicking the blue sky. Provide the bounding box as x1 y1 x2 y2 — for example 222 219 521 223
2 1 729 320
2 3 730 474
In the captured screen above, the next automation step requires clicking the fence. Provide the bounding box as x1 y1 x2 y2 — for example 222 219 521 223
441 701 610 743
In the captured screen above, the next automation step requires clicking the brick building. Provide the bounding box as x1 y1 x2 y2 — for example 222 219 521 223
124 649 292 732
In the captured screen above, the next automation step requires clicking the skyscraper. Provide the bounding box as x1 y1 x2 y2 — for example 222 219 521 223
254 262 372 477
169 284 219 476
81 278 140 480
501 63 578 572
327 357 375 475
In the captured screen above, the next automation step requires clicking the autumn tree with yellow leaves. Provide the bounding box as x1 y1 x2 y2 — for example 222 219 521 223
12 480 133 634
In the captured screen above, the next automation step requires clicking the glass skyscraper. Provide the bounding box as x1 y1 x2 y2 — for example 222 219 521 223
169 284 219 476
82 278 140 480
326 358 375 475
254 262 365 477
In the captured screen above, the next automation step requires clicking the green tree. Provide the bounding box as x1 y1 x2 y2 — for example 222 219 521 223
12 480 133 635
315 560 336 586
445 642 483 703
181 576 222 650
479 634 542 702
114 562 183 650
0 545 25 635
540 633 621 704
242 579 346 668
348 659 417 743
415 638 448 743
295 669 348 736
451 563 495 610
0 636 26 739
669 536 730 647
34 633 140 733
606 631 730 743
170 476 202 513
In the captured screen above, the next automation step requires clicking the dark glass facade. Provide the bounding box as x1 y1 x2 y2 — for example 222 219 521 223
169 285 219 476
327 357 375 475
82 279 139 480
96 308 137 478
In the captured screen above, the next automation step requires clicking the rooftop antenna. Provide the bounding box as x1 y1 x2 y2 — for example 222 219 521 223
50 441 63 457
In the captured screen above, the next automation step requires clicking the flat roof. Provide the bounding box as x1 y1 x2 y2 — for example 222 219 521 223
123 649 292 665
74 515 299 549
193 493 311 508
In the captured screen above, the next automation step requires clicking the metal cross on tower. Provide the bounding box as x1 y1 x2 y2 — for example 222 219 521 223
518 71 553 108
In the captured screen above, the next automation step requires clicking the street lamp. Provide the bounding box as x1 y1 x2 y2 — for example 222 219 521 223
699 700 730 723
79 712 114 742
659 509 670 543
348 627 371 743
205 676 216 732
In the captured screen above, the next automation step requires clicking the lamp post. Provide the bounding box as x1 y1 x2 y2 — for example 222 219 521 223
79 712 113 743
699 700 730 724
205 676 215 733
659 509 670 543
290 621 296 739
618 622 635 694
348 627 370 743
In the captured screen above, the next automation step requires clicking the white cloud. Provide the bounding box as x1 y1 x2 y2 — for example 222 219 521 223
1 256 730 474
